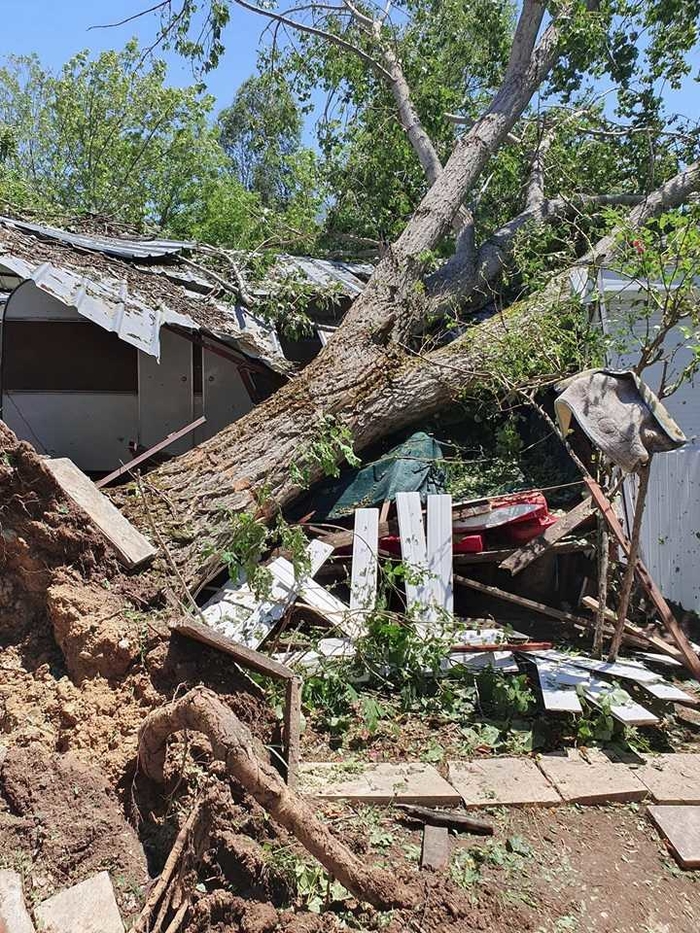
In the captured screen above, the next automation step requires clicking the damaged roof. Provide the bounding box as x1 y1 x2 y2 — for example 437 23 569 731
0 217 371 371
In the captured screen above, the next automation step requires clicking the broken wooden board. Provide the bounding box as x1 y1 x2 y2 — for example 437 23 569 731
396 491 431 618
44 457 156 569
454 575 595 630
648 805 700 868
201 539 332 648
528 656 583 713
349 508 379 618
500 496 594 575
427 494 454 617
581 596 685 662
421 824 450 871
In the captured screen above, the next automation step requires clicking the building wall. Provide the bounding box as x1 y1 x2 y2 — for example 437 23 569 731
604 290 700 613
1 279 257 472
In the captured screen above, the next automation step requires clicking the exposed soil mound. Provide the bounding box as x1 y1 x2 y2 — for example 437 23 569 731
0 744 148 920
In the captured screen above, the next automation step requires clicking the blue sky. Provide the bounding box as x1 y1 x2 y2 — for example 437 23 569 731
1 0 698 123
0 0 264 109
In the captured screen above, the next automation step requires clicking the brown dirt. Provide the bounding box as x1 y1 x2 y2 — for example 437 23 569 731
0 744 148 924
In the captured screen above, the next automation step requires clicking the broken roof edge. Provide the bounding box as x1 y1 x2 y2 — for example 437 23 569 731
571 265 700 302
0 252 291 373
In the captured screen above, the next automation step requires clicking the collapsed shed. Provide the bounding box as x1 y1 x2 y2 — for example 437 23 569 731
0 217 370 472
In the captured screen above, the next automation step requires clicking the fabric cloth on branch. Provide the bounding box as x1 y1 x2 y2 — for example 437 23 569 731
312 432 446 519
554 369 686 472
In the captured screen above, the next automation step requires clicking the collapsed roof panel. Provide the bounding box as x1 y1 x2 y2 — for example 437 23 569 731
0 221 287 370
0 216 192 260
0 253 196 359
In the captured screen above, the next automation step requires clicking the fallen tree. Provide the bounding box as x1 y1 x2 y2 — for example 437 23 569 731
95 0 700 597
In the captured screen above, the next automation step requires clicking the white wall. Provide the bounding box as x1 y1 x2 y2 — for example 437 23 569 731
605 293 700 612
4 392 138 470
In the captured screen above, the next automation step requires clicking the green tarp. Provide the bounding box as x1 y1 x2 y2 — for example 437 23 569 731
312 432 446 519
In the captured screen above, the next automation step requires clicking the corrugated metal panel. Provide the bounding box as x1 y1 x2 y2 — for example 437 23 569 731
271 255 372 295
626 444 700 613
0 216 192 259
0 253 197 359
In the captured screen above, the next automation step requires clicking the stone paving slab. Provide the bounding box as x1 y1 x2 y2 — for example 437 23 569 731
648 805 700 868
298 762 462 805
537 748 648 804
634 753 700 804
34 871 123 933
448 757 562 807
0 869 35 933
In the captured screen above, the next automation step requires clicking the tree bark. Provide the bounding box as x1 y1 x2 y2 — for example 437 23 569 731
137 686 418 910
110 161 699 595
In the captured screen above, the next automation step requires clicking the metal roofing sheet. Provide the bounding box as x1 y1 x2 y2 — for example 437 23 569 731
270 255 372 295
0 253 197 359
0 216 192 260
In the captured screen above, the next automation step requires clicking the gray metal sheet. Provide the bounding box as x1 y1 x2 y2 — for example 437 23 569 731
0 253 197 359
0 216 192 259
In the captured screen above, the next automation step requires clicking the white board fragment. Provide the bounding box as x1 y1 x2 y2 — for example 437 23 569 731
396 491 432 620
530 658 583 713
349 508 379 618
582 677 659 726
202 539 332 648
45 457 156 568
427 494 454 618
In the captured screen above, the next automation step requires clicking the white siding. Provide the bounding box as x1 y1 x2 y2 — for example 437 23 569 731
604 293 700 612
4 391 138 471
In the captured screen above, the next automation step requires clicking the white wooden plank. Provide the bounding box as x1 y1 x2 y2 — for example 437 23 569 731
202 539 332 648
443 650 519 673
534 650 662 684
396 491 431 618
44 457 156 568
427 494 454 618
582 677 659 726
350 508 379 617
531 658 583 713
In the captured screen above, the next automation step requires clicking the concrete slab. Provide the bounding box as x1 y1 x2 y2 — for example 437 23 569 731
0 869 35 933
298 762 462 805
448 757 561 807
421 824 450 871
34 871 123 933
537 748 648 804
648 805 700 868
635 754 700 804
